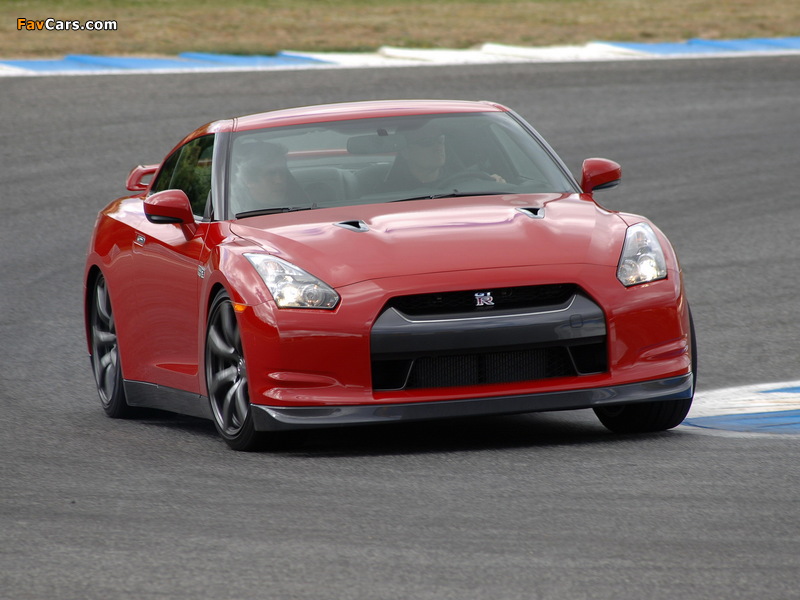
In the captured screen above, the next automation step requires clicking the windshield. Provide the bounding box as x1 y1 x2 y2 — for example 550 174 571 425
227 112 577 218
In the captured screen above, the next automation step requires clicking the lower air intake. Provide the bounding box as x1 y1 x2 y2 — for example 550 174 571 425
373 346 579 391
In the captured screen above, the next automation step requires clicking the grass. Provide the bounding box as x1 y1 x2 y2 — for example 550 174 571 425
2 0 799 58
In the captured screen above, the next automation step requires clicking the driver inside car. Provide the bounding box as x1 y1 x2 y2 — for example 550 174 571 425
233 142 308 214
382 121 505 191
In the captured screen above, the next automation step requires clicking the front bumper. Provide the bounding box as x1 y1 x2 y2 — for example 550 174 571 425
236 263 692 418
251 373 693 431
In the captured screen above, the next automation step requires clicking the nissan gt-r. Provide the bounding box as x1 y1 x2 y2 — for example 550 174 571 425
84 99 696 450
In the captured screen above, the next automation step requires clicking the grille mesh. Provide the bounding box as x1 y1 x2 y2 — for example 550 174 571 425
373 346 586 391
388 284 576 316
407 347 574 389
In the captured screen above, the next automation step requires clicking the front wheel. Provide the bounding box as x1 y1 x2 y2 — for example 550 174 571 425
594 308 697 434
593 397 693 434
205 290 264 451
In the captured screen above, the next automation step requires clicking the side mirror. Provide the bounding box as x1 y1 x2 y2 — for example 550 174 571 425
581 158 621 193
144 189 197 235
126 164 158 191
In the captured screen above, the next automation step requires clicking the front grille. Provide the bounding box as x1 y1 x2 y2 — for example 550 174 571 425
388 284 576 317
371 284 608 392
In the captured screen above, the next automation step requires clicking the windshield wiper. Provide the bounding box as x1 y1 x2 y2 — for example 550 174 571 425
394 191 511 202
390 190 507 203
390 193 453 203
235 206 313 218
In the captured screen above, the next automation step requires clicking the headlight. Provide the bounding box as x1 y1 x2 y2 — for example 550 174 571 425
244 254 339 309
616 223 667 287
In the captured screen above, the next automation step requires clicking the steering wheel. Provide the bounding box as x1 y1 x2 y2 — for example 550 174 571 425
437 170 497 188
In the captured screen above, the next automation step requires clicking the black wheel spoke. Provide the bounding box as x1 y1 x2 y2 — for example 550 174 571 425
221 383 236 430
208 365 237 397
207 323 237 361
93 328 116 347
220 378 247 431
101 356 117 396
233 377 249 425
221 304 239 346
95 281 111 324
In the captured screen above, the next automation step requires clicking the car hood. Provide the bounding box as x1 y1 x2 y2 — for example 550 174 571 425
229 194 627 288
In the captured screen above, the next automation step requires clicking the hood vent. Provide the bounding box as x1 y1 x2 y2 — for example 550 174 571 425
516 207 545 219
335 220 369 232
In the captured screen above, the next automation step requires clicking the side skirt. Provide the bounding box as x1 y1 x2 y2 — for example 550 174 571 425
124 380 213 420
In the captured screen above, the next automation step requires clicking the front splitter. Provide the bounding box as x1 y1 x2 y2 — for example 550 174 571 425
251 374 693 431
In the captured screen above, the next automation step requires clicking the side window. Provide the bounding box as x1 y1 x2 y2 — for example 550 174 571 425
150 134 215 216
150 149 181 195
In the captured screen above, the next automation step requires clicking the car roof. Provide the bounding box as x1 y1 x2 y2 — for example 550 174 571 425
231 99 509 132
171 100 511 151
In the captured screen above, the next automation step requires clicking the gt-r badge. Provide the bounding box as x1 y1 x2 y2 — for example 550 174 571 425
475 292 495 307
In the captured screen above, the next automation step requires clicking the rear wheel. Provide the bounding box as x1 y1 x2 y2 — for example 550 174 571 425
205 290 263 451
89 273 132 418
594 309 697 434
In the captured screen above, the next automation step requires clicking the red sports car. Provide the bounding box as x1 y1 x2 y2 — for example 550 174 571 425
84 99 696 450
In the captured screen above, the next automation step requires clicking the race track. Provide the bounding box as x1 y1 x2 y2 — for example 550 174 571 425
2 57 800 599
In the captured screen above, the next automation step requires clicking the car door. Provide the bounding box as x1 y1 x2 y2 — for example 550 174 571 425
128 134 216 393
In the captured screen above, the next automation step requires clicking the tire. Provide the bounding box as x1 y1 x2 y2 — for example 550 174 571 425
594 308 697 434
593 396 693 434
205 290 264 451
89 273 132 418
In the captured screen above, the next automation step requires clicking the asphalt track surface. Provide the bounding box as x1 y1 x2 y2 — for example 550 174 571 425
2 57 800 599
